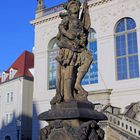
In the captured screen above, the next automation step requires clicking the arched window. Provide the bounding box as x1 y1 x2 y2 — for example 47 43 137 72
5 136 11 140
115 17 139 80
82 28 98 85
48 30 98 89
48 38 58 89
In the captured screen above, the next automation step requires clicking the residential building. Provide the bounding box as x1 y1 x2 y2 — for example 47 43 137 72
0 51 34 140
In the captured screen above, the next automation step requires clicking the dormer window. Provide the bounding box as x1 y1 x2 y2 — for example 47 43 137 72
2 73 5 82
2 72 8 82
9 68 17 79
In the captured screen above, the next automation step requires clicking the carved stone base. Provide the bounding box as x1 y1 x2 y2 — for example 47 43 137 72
39 100 107 140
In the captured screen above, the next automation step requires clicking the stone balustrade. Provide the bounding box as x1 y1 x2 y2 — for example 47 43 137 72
42 0 112 16
105 112 140 138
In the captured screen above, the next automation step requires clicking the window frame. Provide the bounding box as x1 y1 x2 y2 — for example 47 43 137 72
9 68 17 79
6 93 10 103
5 136 11 140
2 72 6 82
82 28 98 85
48 29 98 89
48 37 58 90
114 17 139 80
6 92 14 103
5 112 13 125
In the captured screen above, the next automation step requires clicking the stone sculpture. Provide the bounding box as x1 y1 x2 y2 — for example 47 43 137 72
37 0 45 11
51 0 92 104
37 0 43 5
39 0 107 140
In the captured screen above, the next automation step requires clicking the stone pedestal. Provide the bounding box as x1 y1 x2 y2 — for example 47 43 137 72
39 100 107 140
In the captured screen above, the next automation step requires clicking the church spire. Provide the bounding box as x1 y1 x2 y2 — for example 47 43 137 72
36 0 46 12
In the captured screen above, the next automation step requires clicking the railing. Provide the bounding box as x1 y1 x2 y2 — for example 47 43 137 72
44 4 64 16
104 112 140 138
124 116 140 126
44 0 93 16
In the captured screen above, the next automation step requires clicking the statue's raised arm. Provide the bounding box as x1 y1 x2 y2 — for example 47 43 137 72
80 0 91 32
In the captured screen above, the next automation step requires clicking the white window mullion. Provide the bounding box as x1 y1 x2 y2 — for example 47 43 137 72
125 32 130 79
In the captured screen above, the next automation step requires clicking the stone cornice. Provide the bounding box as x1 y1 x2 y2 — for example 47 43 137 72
31 0 113 26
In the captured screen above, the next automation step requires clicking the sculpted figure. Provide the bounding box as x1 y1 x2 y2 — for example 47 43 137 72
39 2 107 140
37 0 43 4
37 0 45 10
51 0 93 104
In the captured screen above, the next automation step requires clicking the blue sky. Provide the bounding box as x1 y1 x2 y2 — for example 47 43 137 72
0 0 66 72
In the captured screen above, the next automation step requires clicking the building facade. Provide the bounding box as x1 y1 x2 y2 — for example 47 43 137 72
31 0 140 139
0 51 34 140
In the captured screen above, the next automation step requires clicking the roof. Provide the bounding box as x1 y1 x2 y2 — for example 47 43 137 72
102 104 121 112
124 102 140 119
0 51 34 83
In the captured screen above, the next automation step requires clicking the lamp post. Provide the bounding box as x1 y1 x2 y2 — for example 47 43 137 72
16 120 21 140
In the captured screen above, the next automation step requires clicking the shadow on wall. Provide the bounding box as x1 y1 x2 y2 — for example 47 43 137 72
0 104 40 140
32 103 41 140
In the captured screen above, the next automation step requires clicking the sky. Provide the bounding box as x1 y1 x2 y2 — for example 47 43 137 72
0 0 66 72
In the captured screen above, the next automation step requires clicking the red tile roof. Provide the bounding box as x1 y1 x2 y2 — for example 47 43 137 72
1 51 34 83
9 50 34 78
